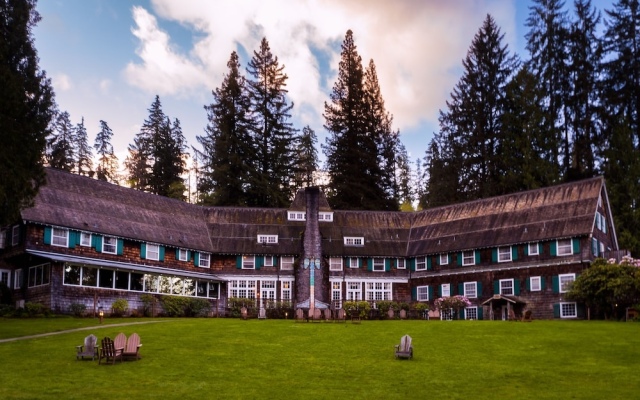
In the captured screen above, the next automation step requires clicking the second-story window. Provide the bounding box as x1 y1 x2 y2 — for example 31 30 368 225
344 237 364 246
52 228 68 247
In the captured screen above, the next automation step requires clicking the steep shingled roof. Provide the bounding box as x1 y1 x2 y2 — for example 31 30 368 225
21 169 607 258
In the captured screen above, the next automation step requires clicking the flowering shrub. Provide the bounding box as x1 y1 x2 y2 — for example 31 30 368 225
434 296 472 319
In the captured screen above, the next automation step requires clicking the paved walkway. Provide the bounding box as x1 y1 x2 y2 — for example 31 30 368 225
0 320 170 343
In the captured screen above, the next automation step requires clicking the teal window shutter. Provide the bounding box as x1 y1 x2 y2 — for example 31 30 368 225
140 243 147 259
514 279 520 295
540 277 546 290
367 258 373 271
572 238 580 254
116 239 124 255
477 307 484 320
428 286 434 300
553 304 560 318
408 258 415 271
459 309 465 320
159 246 165 262
92 235 102 253
359 258 364 268
427 257 432 270
235 255 241 269
448 254 452 264
475 250 481 264
552 275 559 293
193 252 199 266
411 287 417 301
385 258 391 271
256 256 263 270
477 281 482 296
538 243 542 255
512 246 518 261
457 252 463 266
524 245 528 256
70 230 80 248
550 241 557 256
491 248 497 262
43 226 52 245
458 283 464 296
493 280 499 294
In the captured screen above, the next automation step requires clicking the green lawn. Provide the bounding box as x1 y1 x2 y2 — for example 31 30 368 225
0 318 638 399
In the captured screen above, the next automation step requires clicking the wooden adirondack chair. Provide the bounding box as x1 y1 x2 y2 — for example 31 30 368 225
123 333 142 360
99 337 123 365
114 332 127 351
395 335 413 360
312 308 322 322
295 308 305 322
323 308 332 322
76 334 98 360
335 308 346 323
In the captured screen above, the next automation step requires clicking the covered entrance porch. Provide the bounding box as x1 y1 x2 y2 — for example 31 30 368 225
481 294 527 321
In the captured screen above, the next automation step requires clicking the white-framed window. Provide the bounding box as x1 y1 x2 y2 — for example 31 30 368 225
595 212 602 230
498 246 512 262
242 256 255 269
102 236 117 254
560 302 577 318
258 234 278 244
348 257 359 268
281 256 294 270
0 269 9 287
599 242 605 255
0 229 6 249
462 250 475 266
464 281 477 298
344 237 364 246
439 254 448 265
264 256 274 267
261 280 276 304
416 285 429 301
396 259 406 269
347 281 361 300
528 242 539 255
500 279 514 295
416 257 427 271
177 249 189 262
441 283 451 297
465 306 478 320
229 279 256 299
530 276 542 291
557 239 573 256
372 258 385 272
52 227 69 247
318 212 333 222
287 211 306 221
281 280 292 303
332 281 342 309
146 243 160 261
559 273 575 293
28 263 50 287
329 257 343 271
14 269 22 289
199 253 211 268
366 282 391 301
12 225 20 246
80 232 92 247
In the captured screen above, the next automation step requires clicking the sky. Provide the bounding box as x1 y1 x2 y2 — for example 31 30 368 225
33 0 615 171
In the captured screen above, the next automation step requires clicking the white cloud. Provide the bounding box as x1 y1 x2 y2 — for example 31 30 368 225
126 0 518 135
53 73 72 92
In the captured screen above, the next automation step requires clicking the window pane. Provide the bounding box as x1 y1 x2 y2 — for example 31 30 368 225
115 271 129 290
98 269 114 288
82 267 97 286
130 273 144 291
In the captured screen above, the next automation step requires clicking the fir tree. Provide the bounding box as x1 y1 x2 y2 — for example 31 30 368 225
74 117 93 177
0 0 55 225
94 120 119 183
294 125 319 189
198 51 255 206
246 37 297 207
48 111 76 172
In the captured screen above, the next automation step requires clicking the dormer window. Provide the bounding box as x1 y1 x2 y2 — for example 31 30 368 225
344 237 364 246
258 235 278 244
51 228 69 247
318 212 333 222
287 212 306 221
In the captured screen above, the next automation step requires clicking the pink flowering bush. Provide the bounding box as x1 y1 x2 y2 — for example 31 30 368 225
434 295 472 319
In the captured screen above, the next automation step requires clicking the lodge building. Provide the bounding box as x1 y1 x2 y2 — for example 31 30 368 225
0 168 622 319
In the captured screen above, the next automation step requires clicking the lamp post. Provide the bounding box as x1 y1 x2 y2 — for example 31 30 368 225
98 307 104 324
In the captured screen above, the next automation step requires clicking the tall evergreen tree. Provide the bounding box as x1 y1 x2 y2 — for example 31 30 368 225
601 0 640 256
395 143 413 211
74 117 93 177
293 125 319 189
198 51 255 206
151 117 187 200
246 37 297 207
0 0 55 225
566 0 602 180
429 14 518 203
323 30 391 210
94 120 119 183
525 0 570 177
47 111 75 172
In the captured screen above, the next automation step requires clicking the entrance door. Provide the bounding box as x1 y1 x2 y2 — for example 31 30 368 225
501 305 508 320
